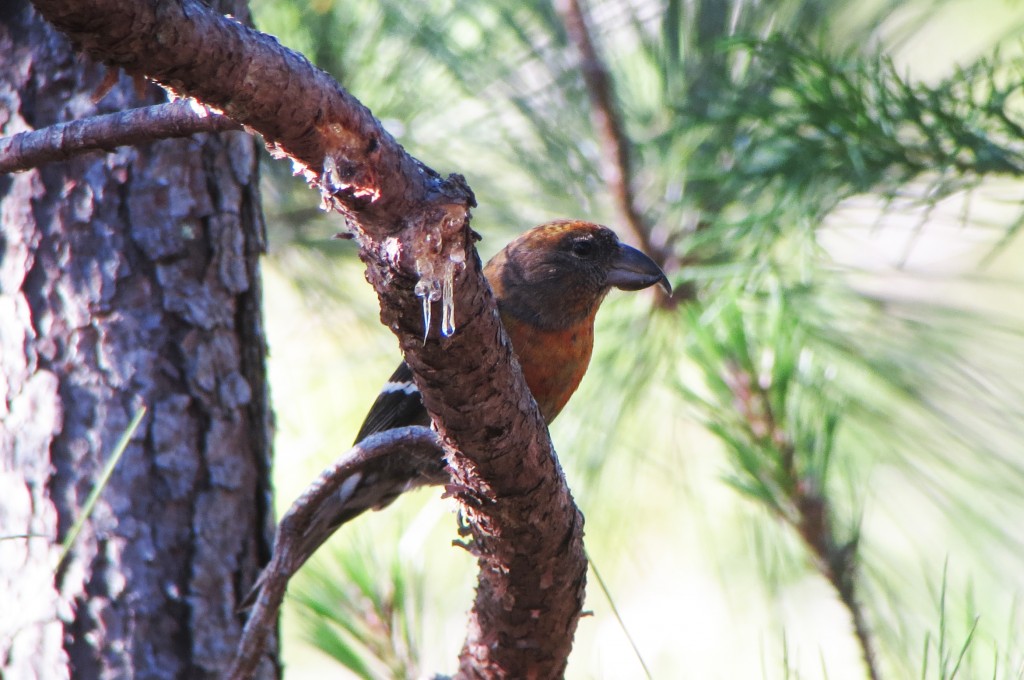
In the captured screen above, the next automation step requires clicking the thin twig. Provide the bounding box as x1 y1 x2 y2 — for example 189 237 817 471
555 0 682 305
0 100 241 173
794 492 880 680
729 364 882 680
555 0 645 245
228 426 444 680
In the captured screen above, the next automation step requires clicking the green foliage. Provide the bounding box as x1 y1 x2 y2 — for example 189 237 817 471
289 541 424 679
256 0 1024 677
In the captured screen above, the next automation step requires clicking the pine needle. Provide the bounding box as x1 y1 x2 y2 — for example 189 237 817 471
588 553 654 680
56 406 146 571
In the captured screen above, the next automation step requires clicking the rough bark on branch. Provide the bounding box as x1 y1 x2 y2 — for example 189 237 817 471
28 0 588 676
0 100 240 173
32 0 436 235
228 426 444 680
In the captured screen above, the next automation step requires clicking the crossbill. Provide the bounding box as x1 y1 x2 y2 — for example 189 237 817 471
274 220 669 580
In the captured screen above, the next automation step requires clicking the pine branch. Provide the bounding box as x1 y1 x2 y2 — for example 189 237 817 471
554 0 656 261
0 100 239 173
31 0 588 676
32 0 432 233
724 358 880 679
229 427 443 680
699 39 1024 220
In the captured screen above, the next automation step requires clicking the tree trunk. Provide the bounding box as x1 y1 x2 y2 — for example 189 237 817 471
0 1 276 678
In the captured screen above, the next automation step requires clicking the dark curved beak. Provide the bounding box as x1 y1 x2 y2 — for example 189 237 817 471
606 243 672 295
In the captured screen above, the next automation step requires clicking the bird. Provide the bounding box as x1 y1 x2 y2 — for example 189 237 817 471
254 220 670 597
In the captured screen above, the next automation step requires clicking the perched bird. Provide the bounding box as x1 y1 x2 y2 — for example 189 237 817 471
265 220 669 588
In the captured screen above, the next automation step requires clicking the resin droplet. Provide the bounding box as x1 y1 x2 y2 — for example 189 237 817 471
441 260 456 337
414 276 441 344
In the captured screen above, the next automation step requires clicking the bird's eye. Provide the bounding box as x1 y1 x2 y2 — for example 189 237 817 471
570 238 596 258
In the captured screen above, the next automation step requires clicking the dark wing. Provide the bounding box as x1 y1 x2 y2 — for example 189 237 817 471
354 361 430 442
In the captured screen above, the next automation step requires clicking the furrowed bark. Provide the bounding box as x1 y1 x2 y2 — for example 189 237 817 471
1 2 274 677
27 0 588 675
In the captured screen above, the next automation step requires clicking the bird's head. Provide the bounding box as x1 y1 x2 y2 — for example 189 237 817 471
484 220 671 330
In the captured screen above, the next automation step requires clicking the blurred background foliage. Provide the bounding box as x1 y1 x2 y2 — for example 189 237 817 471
252 0 1024 677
